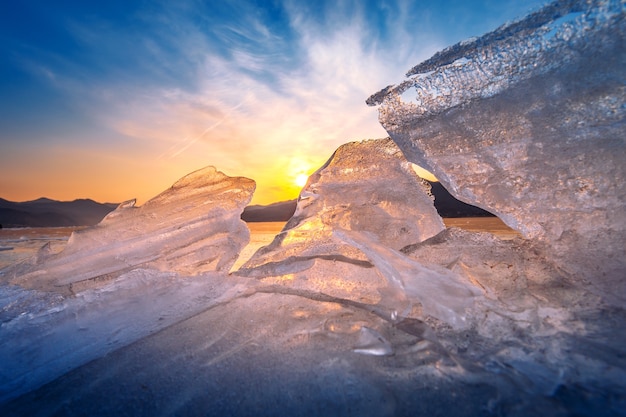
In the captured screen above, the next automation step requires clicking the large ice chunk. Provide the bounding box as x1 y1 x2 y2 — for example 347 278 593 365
3 166 255 292
368 0 626 302
236 138 444 304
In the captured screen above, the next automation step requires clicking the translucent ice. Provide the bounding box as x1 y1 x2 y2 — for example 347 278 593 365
336 229 481 329
5 265 624 417
353 326 393 356
236 138 444 305
401 227 588 336
3 166 255 292
0 270 250 403
238 138 443 274
368 0 626 303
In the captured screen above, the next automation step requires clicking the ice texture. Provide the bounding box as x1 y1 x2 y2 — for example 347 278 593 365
4 258 625 416
2 2 626 415
0 270 250 404
2 166 255 292
353 326 394 356
336 230 481 329
401 227 588 334
236 138 445 309
367 0 626 303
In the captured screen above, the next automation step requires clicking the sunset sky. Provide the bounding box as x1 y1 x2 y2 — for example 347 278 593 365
0 0 549 205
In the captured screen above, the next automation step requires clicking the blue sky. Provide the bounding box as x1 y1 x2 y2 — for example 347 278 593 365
0 0 550 204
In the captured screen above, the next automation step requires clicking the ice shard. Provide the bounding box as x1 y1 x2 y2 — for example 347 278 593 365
0 270 249 404
336 229 481 329
401 227 587 334
236 138 444 304
3 166 255 292
367 0 626 302
353 326 394 356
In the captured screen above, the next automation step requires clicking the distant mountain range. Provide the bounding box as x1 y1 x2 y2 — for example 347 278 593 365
427 181 493 218
241 200 299 222
0 181 492 227
0 198 118 228
240 180 492 222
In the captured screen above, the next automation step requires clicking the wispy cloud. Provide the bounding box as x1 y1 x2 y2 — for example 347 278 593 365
0 0 550 204
85 0 443 203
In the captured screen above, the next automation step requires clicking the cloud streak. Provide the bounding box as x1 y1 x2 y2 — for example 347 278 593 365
0 0 550 204
94 0 439 202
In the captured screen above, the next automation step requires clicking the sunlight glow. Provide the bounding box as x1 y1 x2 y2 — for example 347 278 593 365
411 164 438 182
295 173 309 188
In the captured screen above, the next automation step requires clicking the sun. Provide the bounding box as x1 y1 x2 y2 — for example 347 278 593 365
294 173 309 188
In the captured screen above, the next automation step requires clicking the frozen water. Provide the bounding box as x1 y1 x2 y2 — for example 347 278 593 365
368 0 626 303
336 229 481 329
2 1 626 415
238 138 443 275
0 270 250 404
2 185 625 413
401 227 593 356
236 138 444 313
0 167 255 402
353 326 393 356
3 263 626 416
401 227 583 309
1 166 255 292
0 166 255 402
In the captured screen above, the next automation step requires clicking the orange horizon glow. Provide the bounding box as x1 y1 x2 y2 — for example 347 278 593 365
0 1 542 209
0 0 441 209
0 147 437 206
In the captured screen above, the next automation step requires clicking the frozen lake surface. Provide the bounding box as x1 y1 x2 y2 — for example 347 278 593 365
5 218 622 417
0 218 518 270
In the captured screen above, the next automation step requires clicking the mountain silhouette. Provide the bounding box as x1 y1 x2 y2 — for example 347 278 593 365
0 181 492 227
0 198 117 227
241 180 492 222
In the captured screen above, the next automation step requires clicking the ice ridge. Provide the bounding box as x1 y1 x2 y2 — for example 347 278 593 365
367 0 622 121
2 166 255 292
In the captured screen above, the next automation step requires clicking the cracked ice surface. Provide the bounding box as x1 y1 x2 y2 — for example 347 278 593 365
368 0 626 303
3 258 626 416
2 166 255 292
